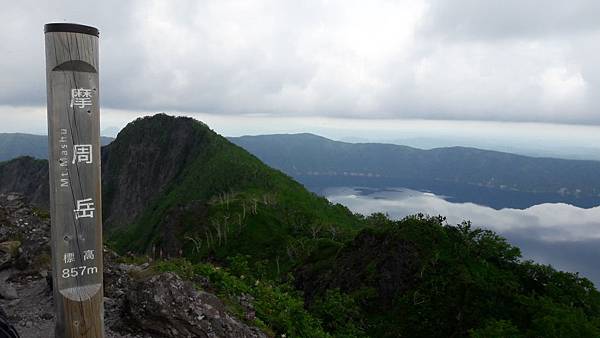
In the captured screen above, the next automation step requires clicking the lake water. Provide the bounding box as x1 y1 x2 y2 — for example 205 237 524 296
325 187 600 287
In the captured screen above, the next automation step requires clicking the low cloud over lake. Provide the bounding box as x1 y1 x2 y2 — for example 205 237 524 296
326 187 600 286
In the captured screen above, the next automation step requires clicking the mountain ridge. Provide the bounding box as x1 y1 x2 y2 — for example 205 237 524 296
233 132 600 161
230 133 600 209
0 132 113 161
3 130 599 210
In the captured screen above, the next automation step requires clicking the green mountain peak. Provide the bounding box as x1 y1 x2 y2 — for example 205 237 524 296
103 114 359 268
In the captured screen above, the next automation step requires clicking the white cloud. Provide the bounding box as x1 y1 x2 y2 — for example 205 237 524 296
540 66 587 111
421 0 600 40
326 187 600 242
325 186 600 285
1 0 600 124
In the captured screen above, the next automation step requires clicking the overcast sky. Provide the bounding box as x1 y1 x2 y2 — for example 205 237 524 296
1 1 600 134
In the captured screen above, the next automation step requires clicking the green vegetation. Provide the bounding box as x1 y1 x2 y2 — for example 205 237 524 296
326 214 600 337
107 115 360 276
154 258 332 337
106 115 600 337
149 214 600 338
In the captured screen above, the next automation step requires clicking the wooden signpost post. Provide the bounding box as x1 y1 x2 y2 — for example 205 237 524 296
44 23 105 338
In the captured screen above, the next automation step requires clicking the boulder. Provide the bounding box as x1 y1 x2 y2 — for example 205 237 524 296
126 272 266 338
0 283 18 300
0 241 20 271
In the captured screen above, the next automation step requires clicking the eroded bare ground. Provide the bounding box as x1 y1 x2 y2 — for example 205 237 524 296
0 192 151 338
0 266 161 338
1 269 53 338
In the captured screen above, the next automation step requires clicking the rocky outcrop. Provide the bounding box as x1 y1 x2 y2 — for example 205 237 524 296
0 115 217 234
101 114 215 231
0 193 54 337
0 242 20 271
0 193 51 272
126 273 266 338
0 158 49 209
296 228 420 307
0 193 266 338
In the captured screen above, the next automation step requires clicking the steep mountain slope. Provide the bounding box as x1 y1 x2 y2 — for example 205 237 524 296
104 115 361 264
0 133 113 161
0 115 360 269
230 133 600 208
0 156 49 208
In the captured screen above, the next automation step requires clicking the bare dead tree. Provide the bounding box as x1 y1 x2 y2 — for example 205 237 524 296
310 223 323 239
252 198 258 215
212 220 223 246
329 225 338 240
184 236 202 254
205 229 214 250
223 215 230 244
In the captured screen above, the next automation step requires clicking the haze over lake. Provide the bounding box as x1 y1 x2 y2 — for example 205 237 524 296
326 187 600 287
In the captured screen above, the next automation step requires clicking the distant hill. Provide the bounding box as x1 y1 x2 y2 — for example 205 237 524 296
230 133 600 209
6 131 599 209
385 136 600 161
0 133 113 161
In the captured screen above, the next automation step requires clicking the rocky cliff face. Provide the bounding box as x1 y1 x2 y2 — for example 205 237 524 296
0 193 266 338
126 273 265 338
0 157 49 209
0 114 219 232
101 114 216 230
296 228 420 307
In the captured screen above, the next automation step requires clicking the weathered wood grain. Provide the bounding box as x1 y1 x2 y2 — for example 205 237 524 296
45 23 104 338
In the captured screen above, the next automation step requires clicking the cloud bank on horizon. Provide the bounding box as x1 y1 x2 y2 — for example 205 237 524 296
1 0 600 124
326 187 600 285
327 187 600 243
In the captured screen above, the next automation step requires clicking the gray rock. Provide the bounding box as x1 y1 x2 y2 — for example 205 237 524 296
0 282 18 300
0 159 49 209
0 241 20 270
0 195 267 338
0 252 13 270
127 272 266 338
0 193 51 273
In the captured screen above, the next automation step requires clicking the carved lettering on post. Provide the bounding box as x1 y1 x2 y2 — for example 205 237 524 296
44 23 104 338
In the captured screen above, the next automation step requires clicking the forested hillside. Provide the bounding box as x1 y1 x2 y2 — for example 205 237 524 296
231 133 600 209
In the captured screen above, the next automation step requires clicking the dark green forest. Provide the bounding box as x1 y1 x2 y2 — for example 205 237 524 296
149 214 600 338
